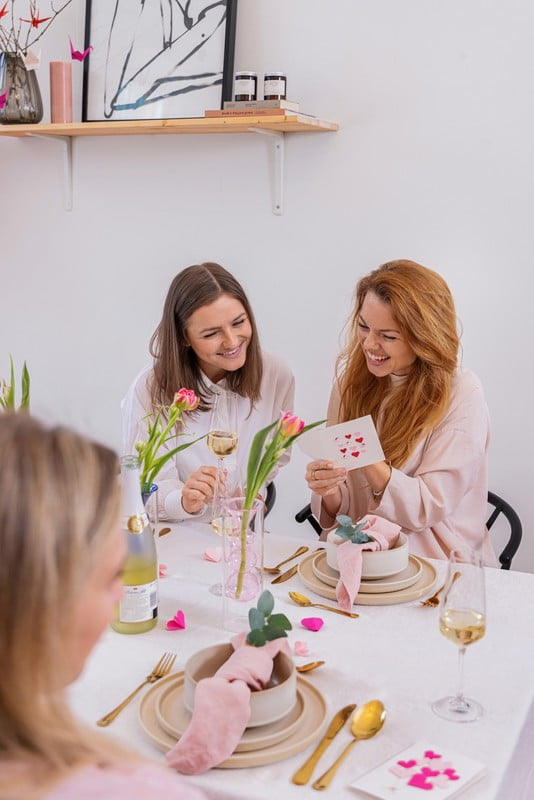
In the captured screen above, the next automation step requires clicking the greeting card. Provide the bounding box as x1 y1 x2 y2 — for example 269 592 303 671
298 415 384 471
350 741 485 799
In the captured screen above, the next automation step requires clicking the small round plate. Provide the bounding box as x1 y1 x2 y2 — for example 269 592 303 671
139 672 328 768
312 551 423 593
155 673 304 753
297 551 437 606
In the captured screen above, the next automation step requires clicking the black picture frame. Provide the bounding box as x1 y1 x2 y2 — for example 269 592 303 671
82 0 237 122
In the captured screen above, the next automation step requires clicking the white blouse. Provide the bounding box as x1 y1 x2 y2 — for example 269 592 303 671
122 352 295 521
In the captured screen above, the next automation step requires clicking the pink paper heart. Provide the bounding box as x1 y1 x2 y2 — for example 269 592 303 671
294 640 310 656
408 772 434 790
398 760 418 768
424 750 442 759
159 563 168 578
443 768 460 781
433 775 451 788
204 547 222 562
166 610 186 631
390 765 415 778
301 617 323 632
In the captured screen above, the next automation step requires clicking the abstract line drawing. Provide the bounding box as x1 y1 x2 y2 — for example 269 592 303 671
83 0 237 121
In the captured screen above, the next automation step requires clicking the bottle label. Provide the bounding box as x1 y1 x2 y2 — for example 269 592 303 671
264 79 285 97
235 77 256 95
119 580 158 623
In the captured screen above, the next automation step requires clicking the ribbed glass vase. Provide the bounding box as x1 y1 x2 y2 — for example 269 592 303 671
0 52 43 124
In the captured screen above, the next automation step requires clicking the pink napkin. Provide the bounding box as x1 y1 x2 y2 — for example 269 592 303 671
335 515 402 611
166 634 291 774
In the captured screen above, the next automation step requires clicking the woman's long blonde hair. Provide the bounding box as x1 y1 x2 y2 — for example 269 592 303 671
0 413 131 797
337 260 459 466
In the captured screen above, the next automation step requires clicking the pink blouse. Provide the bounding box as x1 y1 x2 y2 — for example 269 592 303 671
311 368 499 566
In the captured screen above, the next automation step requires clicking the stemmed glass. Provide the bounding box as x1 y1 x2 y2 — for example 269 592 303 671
432 549 486 722
206 390 239 595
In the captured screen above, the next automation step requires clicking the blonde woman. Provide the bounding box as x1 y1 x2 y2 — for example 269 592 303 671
306 260 498 566
0 413 206 799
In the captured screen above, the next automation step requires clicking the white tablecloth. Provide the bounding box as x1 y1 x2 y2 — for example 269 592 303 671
70 523 534 800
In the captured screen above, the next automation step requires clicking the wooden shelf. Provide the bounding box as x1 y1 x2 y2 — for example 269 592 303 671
0 114 339 213
0 114 338 137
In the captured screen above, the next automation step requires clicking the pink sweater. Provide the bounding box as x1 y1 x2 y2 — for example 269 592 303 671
311 368 499 567
42 763 206 799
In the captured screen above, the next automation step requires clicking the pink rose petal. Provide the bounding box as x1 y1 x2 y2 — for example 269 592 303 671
204 547 222 562
159 563 168 577
301 617 324 632
166 610 186 631
294 640 310 656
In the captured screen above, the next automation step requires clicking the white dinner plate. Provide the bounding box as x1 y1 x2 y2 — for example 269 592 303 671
312 550 423 593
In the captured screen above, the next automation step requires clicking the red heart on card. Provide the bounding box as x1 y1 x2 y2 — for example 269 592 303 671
424 750 441 759
408 772 435 790
398 760 417 768
345 433 352 439
351 451 360 458
339 448 347 454
355 437 364 443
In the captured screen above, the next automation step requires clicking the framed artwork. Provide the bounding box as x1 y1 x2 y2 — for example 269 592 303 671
82 0 237 122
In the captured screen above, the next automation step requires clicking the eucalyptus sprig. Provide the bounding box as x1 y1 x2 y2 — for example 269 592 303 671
335 514 373 544
246 590 292 647
0 355 30 412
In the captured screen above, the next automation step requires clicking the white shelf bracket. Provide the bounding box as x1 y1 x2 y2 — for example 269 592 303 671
26 134 73 211
249 127 284 215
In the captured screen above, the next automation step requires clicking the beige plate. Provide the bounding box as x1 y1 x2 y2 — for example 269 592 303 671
139 672 328 768
298 551 437 606
155 673 304 753
312 551 423 594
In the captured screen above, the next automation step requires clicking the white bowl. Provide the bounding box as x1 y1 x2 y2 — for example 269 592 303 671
183 643 297 727
326 531 409 579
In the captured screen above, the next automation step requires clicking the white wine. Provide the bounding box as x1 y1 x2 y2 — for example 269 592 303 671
207 430 238 458
211 516 236 536
112 456 158 634
439 609 485 647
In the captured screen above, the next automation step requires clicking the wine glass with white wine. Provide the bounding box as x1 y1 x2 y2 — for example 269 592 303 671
207 390 239 534
432 549 486 722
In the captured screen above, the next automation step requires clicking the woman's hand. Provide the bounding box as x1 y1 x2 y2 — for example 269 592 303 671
305 460 346 519
182 466 218 514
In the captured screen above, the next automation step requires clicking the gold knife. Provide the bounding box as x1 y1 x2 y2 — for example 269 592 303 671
271 564 298 584
291 703 357 785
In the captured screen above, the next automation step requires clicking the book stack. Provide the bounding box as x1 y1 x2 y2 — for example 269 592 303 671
204 99 313 118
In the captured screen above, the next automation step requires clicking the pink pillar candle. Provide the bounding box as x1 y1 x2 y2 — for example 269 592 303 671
49 61 72 123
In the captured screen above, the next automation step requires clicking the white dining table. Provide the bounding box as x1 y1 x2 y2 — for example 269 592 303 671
70 521 534 800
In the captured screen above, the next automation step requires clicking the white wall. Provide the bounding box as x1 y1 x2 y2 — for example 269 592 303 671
2 0 533 570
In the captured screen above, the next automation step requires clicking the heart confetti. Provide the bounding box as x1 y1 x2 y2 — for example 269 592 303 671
204 547 222 562
159 563 168 578
166 610 186 631
294 640 310 656
301 617 323 632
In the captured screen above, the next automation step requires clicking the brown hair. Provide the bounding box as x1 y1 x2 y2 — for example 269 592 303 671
150 262 263 412
337 260 459 466
0 413 131 796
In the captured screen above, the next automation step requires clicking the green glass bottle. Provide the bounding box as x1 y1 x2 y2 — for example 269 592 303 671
112 456 158 634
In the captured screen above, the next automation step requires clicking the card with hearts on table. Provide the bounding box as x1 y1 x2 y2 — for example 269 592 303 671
349 741 485 798
298 415 384 470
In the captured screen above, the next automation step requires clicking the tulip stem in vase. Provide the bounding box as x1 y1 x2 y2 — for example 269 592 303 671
235 413 325 598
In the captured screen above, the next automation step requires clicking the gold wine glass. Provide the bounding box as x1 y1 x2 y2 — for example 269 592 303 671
431 549 486 722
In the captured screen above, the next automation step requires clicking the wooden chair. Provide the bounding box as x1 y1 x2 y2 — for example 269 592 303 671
295 490 523 569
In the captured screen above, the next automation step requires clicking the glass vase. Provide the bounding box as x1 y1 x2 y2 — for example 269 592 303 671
0 52 43 124
221 496 264 631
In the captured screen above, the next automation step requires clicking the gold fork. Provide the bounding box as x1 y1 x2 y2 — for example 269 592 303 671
420 571 461 607
96 652 176 726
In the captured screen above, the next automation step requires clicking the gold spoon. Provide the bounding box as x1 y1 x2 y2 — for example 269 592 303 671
420 570 461 607
288 591 359 619
312 700 386 790
264 546 309 573
296 661 325 673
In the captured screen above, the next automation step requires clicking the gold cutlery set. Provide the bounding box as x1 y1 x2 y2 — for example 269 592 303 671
292 701 386 790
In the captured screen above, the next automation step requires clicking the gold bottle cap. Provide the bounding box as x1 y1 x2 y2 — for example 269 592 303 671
127 514 145 534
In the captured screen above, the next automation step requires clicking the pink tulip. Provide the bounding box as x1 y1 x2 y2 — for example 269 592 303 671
279 411 304 438
173 388 199 411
